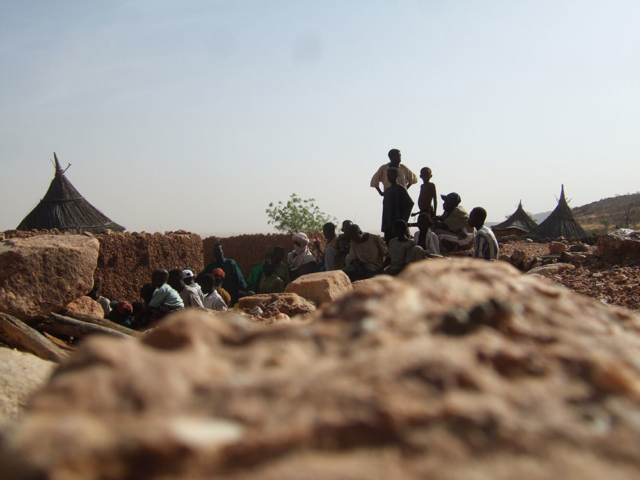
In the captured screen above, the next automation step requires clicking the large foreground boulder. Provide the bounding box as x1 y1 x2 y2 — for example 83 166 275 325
595 229 640 263
0 348 55 424
0 235 99 319
3 259 640 478
284 270 352 306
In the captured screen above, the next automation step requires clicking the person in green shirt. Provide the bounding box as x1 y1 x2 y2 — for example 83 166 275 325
272 246 291 286
247 253 273 291
258 259 285 294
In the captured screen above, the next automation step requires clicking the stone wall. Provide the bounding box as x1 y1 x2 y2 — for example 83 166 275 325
203 233 322 278
2 230 204 303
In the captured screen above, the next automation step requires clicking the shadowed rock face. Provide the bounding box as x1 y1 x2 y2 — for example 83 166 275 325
3 258 640 479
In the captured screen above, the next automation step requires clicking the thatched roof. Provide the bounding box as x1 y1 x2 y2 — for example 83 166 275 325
16 153 125 234
528 185 586 240
492 201 538 233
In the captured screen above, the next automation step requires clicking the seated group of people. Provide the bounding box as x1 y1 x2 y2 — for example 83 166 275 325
88 265 231 330
88 160 499 329
371 148 499 262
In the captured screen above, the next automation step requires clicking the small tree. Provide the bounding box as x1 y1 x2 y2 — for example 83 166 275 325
266 193 337 234
619 200 640 228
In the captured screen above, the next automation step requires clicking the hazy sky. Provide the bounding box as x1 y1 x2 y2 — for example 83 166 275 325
1 1 639 237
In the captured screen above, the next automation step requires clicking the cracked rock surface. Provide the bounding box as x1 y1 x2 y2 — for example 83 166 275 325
3 258 640 479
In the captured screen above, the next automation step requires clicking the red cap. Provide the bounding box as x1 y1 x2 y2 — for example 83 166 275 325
212 268 225 278
116 302 133 316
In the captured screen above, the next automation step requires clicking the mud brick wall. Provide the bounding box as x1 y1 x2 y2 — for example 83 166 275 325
94 231 204 303
3 229 204 303
203 233 322 278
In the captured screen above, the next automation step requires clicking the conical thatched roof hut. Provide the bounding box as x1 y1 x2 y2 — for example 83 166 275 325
528 185 586 240
491 201 538 238
16 153 125 234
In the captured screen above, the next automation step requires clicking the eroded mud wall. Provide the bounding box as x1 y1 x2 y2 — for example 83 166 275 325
203 233 322 278
3 230 204 303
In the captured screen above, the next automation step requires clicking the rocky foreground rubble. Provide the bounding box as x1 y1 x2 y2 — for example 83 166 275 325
3 259 640 479
499 230 640 311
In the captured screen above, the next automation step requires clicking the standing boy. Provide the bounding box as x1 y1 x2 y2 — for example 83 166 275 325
468 207 499 260
381 167 414 244
417 167 437 217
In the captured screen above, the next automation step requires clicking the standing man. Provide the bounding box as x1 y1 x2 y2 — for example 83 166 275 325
370 148 418 196
381 167 414 244
200 243 251 306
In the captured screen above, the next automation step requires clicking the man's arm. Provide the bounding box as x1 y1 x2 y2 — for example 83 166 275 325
148 288 166 308
404 166 418 189
375 235 388 258
348 242 360 265
370 166 385 196
189 289 206 310
232 261 248 290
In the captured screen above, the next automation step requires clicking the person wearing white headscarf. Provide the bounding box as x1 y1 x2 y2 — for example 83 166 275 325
287 232 318 279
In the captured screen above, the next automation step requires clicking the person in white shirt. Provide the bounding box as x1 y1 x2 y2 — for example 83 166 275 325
168 269 206 310
182 269 204 303
199 274 228 312
411 213 441 261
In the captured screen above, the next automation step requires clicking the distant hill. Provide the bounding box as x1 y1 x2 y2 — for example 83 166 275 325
571 192 640 233
531 211 552 224
485 193 639 234
522 193 640 235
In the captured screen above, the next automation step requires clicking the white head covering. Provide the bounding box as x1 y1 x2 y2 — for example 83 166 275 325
290 233 310 270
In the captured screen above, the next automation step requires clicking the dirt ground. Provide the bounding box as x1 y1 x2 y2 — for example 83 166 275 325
500 240 640 311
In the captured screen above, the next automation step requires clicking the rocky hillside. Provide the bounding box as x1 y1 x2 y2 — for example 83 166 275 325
573 192 640 233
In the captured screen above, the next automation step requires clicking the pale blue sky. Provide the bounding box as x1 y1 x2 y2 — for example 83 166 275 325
1 1 639 236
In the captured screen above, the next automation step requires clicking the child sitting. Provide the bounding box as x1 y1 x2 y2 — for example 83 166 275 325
383 219 415 275
411 213 441 260
199 274 228 312
258 258 285 294
142 269 184 325
468 207 499 260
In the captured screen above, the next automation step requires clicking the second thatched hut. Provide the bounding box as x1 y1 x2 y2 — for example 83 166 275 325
528 185 586 240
